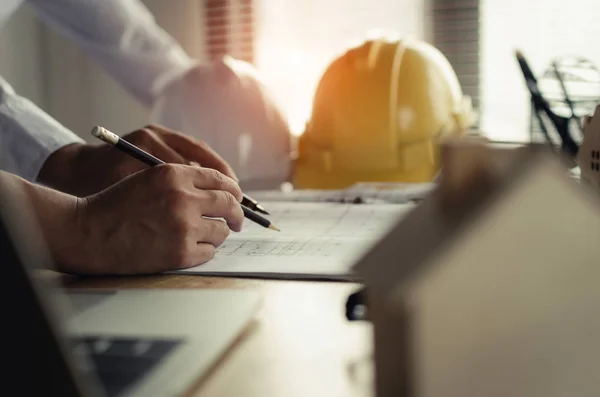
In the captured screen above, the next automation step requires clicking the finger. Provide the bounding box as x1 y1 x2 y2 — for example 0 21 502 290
148 125 239 181
175 242 215 269
189 167 243 202
197 190 244 232
194 218 230 247
126 128 187 164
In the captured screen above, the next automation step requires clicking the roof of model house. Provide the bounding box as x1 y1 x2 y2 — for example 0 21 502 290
354 138 600 397
354 137 582 293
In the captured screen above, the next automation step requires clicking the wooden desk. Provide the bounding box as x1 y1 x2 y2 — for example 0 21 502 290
61 274 375 397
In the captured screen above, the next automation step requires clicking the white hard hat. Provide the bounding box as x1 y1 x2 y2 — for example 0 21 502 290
151 56 292 189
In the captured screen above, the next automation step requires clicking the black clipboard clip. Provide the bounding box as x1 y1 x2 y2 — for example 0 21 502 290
515 50 580 159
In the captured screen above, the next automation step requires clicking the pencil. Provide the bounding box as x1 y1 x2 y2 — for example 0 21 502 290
242 206 280 231
241 195 270 215
90 125 280 231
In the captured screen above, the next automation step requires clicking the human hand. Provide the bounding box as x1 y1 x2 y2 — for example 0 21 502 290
39 124 238 197
64 164 243 275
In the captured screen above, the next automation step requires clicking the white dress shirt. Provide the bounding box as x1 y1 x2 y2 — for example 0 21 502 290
0 0 197 182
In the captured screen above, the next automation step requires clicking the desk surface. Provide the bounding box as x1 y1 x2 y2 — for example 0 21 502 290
60 274 374 397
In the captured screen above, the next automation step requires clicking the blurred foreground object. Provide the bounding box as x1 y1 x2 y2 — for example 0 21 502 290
294 37 475 189
578 104 600 190
151 56 293 190
355 138 600 397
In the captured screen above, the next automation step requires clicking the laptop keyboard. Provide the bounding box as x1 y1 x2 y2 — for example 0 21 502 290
71 336 184 397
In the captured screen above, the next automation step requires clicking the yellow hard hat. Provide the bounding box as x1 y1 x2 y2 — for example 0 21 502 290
294 37 475 189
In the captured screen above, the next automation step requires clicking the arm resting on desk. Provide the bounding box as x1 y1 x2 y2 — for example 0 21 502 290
0 171 86 271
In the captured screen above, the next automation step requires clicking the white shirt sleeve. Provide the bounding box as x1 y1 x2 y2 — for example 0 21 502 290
1 0 198 181
0 75 84 181
25 0 198 107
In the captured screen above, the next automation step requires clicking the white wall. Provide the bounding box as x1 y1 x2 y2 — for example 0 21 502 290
1 0 425 142
0 0 208 143
39 0 210 143
40 25 149 142
0 6 46 109
480 0 600 142
254 0 425 135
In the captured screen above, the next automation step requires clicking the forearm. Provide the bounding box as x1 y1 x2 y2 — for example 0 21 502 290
37 142 89 196
0 171 87 272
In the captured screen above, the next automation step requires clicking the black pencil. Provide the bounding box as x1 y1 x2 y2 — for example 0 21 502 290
90 125 279 231
241 195 270 215
241 206 280 231
88 125 269 214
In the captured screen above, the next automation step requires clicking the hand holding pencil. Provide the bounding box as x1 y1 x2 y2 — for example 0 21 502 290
69 160 245 273
40 124 242 197
91 125 279 231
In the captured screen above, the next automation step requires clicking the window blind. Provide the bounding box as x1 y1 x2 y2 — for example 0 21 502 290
427 0 481 119
204 0 254 64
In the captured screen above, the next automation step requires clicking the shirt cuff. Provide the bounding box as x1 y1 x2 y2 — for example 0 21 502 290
0 78 85 182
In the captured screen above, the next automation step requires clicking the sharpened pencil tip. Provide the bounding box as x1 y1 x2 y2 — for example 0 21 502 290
268 224 280 232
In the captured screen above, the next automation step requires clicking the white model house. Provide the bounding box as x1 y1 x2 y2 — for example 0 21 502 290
355 139 600 397
578 104 600 190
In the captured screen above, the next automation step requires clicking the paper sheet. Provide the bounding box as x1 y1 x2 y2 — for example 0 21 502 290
245 182 435 204
175 202 415 280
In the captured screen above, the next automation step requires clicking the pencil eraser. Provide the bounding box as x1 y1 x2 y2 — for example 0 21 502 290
91 126 103 138
90 126 119 145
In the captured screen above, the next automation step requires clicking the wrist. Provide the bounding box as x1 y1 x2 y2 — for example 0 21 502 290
56 196 97 274
38 143 89 196
47 196 90 274
13 173 92 273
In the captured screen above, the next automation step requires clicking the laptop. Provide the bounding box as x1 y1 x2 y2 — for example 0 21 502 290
1 184 261 397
